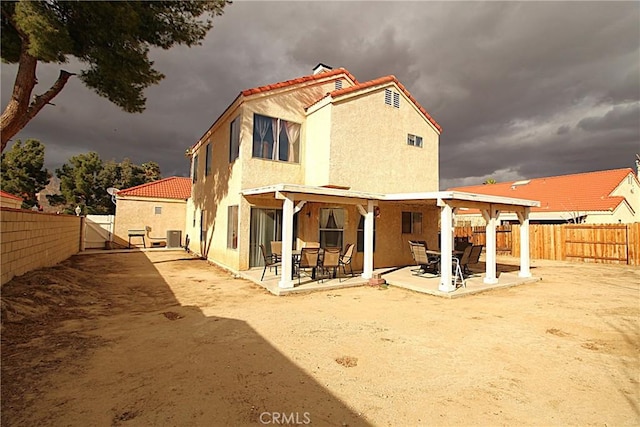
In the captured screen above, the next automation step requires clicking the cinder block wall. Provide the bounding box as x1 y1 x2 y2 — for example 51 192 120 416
1 208 81 285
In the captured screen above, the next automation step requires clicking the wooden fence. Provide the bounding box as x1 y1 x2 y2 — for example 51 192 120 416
455 223 640 266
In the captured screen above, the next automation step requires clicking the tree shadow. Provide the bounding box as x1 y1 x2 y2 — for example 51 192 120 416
0 251 370 426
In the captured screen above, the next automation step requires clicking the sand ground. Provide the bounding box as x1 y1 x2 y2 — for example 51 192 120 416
1 250 638 426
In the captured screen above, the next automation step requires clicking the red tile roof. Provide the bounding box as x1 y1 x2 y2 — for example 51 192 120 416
0 190 23 201
117 177 191 200
322 75 442 133
450 168 636 213
241 67 358 96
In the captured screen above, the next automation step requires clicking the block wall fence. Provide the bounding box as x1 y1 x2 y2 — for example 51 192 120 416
1 208 82 285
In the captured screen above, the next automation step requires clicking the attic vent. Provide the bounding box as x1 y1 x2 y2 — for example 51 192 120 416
385 88 400 108
384 89 400 108
335 80 343 90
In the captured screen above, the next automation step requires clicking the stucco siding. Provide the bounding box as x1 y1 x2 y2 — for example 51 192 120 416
327 88 439 193
304 102 332 186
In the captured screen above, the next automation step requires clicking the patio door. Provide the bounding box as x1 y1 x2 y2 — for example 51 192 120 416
249 208 297 267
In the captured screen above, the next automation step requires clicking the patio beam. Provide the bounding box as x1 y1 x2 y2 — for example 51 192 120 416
482 207 500 284
278 196 295 288
517 208 532 278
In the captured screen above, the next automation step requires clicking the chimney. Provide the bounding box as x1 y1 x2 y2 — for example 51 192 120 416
635 153 640 180
313 63 333 75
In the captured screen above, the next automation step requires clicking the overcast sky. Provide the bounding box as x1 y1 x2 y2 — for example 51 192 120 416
2 1 639 189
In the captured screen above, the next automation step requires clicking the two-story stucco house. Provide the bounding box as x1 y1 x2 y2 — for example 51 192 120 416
185 64 539 292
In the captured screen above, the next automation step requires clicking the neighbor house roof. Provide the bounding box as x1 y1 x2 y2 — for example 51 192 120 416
0 190 23 201
450 168 636 213
117 177 191 200
309 75 443 133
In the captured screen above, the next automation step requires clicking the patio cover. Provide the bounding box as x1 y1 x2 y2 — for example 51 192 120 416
241 184 540 292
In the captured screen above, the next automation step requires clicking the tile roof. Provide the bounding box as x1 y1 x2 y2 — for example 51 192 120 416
117 177 191 200
241 67 358 96
450 168 636 213
0 190 23 201
323 75 442 133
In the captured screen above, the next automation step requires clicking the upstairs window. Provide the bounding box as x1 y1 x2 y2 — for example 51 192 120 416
205 143 212 176
154 206 162 215
407 134 423 148
385 88 400 108
252 114 300 163
192 155 199 183
229 116 240 162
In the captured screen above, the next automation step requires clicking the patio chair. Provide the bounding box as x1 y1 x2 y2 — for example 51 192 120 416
270 241 282 262
319 247 341 283
339 243 355 278
303 241 321 248
464 245 484 275
295 247 320 284
454 238 472 253
260 244 281 281
410 241 439 275
452 244 473 288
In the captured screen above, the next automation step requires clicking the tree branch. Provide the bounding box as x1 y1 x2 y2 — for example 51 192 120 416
25 69 76 124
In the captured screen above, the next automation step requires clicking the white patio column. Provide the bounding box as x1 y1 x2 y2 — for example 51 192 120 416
482 207 499 284
361 200 375 280
439 202 454 292
517 208 532 278
279 195 295 288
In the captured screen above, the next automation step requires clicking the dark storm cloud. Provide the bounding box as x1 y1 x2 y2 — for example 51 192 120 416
2 1 638 187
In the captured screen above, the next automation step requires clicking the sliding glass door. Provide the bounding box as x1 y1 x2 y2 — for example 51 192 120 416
249 208 298 267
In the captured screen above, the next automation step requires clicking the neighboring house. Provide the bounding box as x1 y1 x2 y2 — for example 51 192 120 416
114 177 191 247
185 64 538 292
0 190 23 209
450 168 640 225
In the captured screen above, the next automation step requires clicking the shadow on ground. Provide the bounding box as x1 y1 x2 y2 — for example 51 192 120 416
1 252 369 426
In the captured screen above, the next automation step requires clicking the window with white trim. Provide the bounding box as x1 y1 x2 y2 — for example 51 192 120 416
205 143 212 176
407 134 423 148
252 114 300 163
229 116 240 162
319 208 345 248
192 154 199 183
402 211 422 234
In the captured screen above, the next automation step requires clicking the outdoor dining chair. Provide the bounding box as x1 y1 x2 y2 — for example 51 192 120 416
338 243 355 279
452 244 473 288
464 245 484 275
260 244 281 281
270 241 282 262
295 247 320 284
409 242 440 275
319 247 341 283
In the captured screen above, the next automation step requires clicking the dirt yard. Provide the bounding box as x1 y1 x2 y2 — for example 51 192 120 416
1 250 638 426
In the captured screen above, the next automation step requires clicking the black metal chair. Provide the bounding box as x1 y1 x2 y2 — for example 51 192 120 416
409 241 440 275
260 244 281 281
463 245 483 275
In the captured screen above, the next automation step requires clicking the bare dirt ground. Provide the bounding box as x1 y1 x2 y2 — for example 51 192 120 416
1 250 638 426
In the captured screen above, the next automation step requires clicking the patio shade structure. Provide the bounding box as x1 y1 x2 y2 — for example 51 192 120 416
241 184 540 292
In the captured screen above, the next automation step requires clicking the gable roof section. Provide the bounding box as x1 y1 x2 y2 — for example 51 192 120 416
0 190 23 201
117 177 191 200
450 168 635 213
312 75 442 133
240 67 358 97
